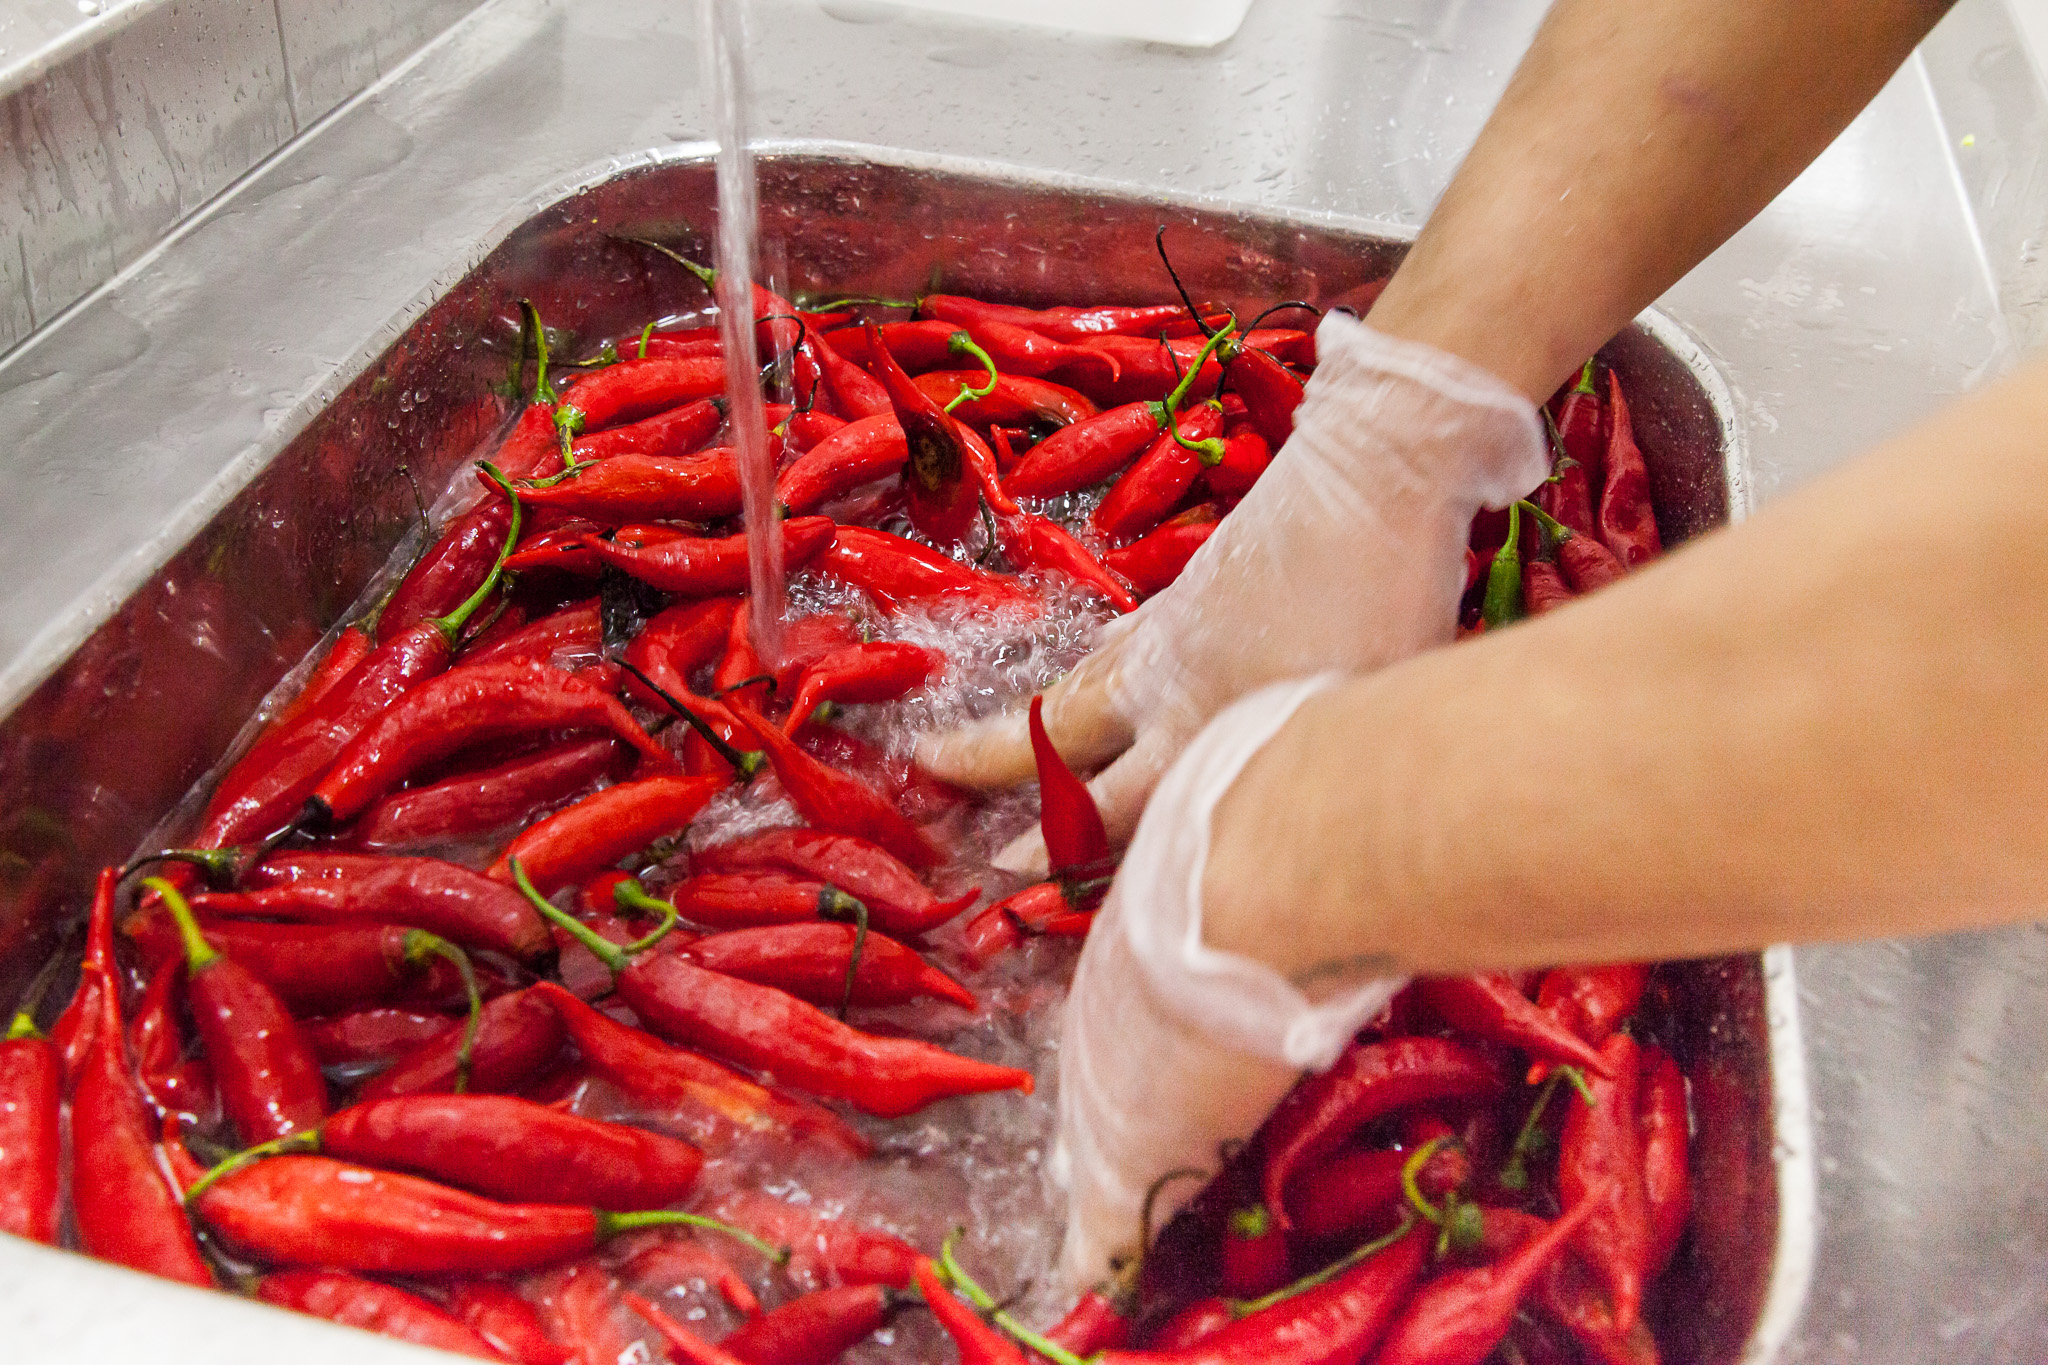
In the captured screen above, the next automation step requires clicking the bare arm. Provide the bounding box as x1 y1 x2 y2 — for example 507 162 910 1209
1369 0 1956 401
1205 354 2048 977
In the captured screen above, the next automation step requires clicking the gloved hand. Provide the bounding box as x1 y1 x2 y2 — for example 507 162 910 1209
914 312 1547 873
1051 675 1405 1294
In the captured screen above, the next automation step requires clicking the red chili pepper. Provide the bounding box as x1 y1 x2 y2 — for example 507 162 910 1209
149 877 327 1142
512 449 744 522
911 369 1099 429
463 599 602 670
712 600 775 713
622 597 739 708
1557 1032 1653 1332
316 1093 703 1210
1074 334 1223 408
1002 400 1165 499
582 517 837 595
692 829 974 936
1412 975 1616 1077
1521 499 1626 598
711 1189 922 1288
446 1281 577 1365
360 987 565 1102
625 1290 756 1365
1534 965 1650 1057
261 622 374 739
481 769 724 899
1285 1142 1467 1242
1221 342 1306 449
0 996 60 1245
554 356 728 435
1259 1036 1507 1231
570 395 723 463
1548 360 1606 532
1222 1203 1293 1299
802 725 969 824
1637 1043 1690 1276
684 922 976 1010
536 1261 634 1365
309 660 674 827
997 510 1141 612
1044 1289 1133 1355
533 982 868 1156
719 1283 898 1365
832 318 1116 391
1370 1198 1598 1365
506 520 675 577
69 869 214 1285
1597 371 1661 568
729 709 945 868
256 1269 505 1360
922 294 1216 345
660 871 868 930
914 1259 1031 1365
619 1233 762 1317
126 914 479 1016
1201 428 1272 502
812 525 1035 613
960 881 1091 965
1147 1297 1234 1350
1102 503 1220 597
784 641 942 731
1029 693 1110 875
813 330 894 419
196 852 551 961
348 736 628 853
1537 1253 1662 1365
857 318 984 547
304 1007 455 1065
129 957 217 1123
1522 560 1575 615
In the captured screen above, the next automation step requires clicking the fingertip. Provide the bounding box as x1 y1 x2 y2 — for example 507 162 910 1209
992 827 1050 879
911 713 1037 790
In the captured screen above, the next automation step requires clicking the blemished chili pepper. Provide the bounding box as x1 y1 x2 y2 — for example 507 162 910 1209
195 852 552 961
1202 428 1272 502
349 736 628 853
1259 1036 1507 1231
70 868 213 1286
911 369 1099 430
692 829 978 938
1413 975 1615 1078
130 958 216 1122
1522 559 1575 615
447 1281 577 1365
256 1269 504 1360
998 509 1142 612
488 773 726 896
1637 1042 1691 1276
126 914 480 1016
861 319 985 548
1221 1203 1292 1299
533 983 865 1156
582 516 837 596
730 709 946 868
462 598 602 670
304 1007 454 1066
784 641 942 730
718 1283 899 1365
314 1093 704 1210
307 659 674 827
514 449 744 522
813 525 1035 613
1285 1142 1468 1242
1370 1198 1597 1365
570 395 724 463
684 922 977 1011
622 596 739 708
1521 499 1626 596
626 1290 756 1365
1002 400 1166 499
0 993 60 1244
1044 1289 1133 1355
360 987 563 1102
1102 503 1220 597
1558 1032 1653 1333
1597 371 1662 568
1479 501 1525 629
1029 694 1111 875
149 877 328 1141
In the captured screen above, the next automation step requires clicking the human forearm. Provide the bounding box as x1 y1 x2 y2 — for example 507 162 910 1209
1204 354 2048 977
1369 0 1955 401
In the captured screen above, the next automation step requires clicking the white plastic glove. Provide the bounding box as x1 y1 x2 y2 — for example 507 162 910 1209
915 313 1547 872
1050 675 1405 1294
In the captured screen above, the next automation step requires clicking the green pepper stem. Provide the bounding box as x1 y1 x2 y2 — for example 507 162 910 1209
596 1210 788 1264
804 295 916 311
432 463 523 646
617 659 764 778
1228 1203 1274 1240
1170 398 1228 466
937 1231 1092 1365
1400 1135 1456 1225
145 877 219 974
517 299 558 406
401 932 480 1094
1519 499 1572 548
943 332 1001 414
1573 357 1597 395
1163 320 1236 418
1225 1216 1417 1318
120 847 246 890
1499 1065 1587 1191
511 860 631 976
636 322 655 360
5 1010 39 1042
814 886 870 1018
605 880 684 953
619 236 717 290
183 1130 320 1208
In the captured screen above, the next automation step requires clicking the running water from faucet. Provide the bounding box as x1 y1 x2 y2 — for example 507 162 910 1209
698 0 786 663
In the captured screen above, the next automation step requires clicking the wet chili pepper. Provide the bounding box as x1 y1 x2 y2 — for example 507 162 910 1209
263 622 374 738
1287 1141 1468 1242
1371 1198 1597 1365
505 520 672 578
997 509 1141 612
812 330 894 419
1074 334 1224 407
537 1261 634 1365
571 396 724 463
619 1234 763 1317
730 709 946 869
1219 340 1306 450
692 829 975 937
129 957 216 1123
1597 371 1662 568
1537 419 1600 549
784 641 942 730
1221 1203 1292 1299
1534 965 1650 1057
1549 360 1605 526
1102 503 1220 597
582 517 837 596
772 414 906 514
463 599 603 670
1002 401 1166 499
814 525 1035 613
447 1281 577 1365
802 725 969 824
1413 975 1614 1078
1044 1289 1133 1355
916 1259 1031 1365
911 369 1098 430
514 449 744 522
195 852 551 961
959 881 1095 966
126 914 480 1016
1522 559 1575 615
711 1189 921 1288
1538 1253 1662 1365
0 991 60 1244
719 1283 899 1365
1637 1043 1690 1276
314 1093 703 1210
626 1290 756 1365
661 872 872 931
149 877 327 1141
921 294 1216 344
1479 502 1525 629
533 982 867 1157
488 773 727 896
1522 499 1627 596
684 922 977 1010
553 356 729 438
1029 693 1111 876
712 601 775 714
256 1269 504 1360
862 319 991 547
1558 1031 1652 1332
348 736 628 853
623 597 740 708
307 659 674 828
1260 1036 1507 1231
832 318 1117 391
1200 428 1272 502
304 1007 454 1066
1148 1297 1235 1350
70 869 213 1286
360 987 563 1102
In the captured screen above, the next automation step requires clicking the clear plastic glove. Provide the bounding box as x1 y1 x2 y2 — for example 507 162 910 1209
1050 675 1406 1293
914 313 1547 873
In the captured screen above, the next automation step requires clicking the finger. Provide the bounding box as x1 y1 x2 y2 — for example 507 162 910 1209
913 641 1137 790
990 726 1181 879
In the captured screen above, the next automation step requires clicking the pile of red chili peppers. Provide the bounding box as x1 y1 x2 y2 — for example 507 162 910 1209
0 243 1687 1365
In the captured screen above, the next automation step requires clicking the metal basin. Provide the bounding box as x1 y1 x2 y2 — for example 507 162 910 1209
0 145 1806 1362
